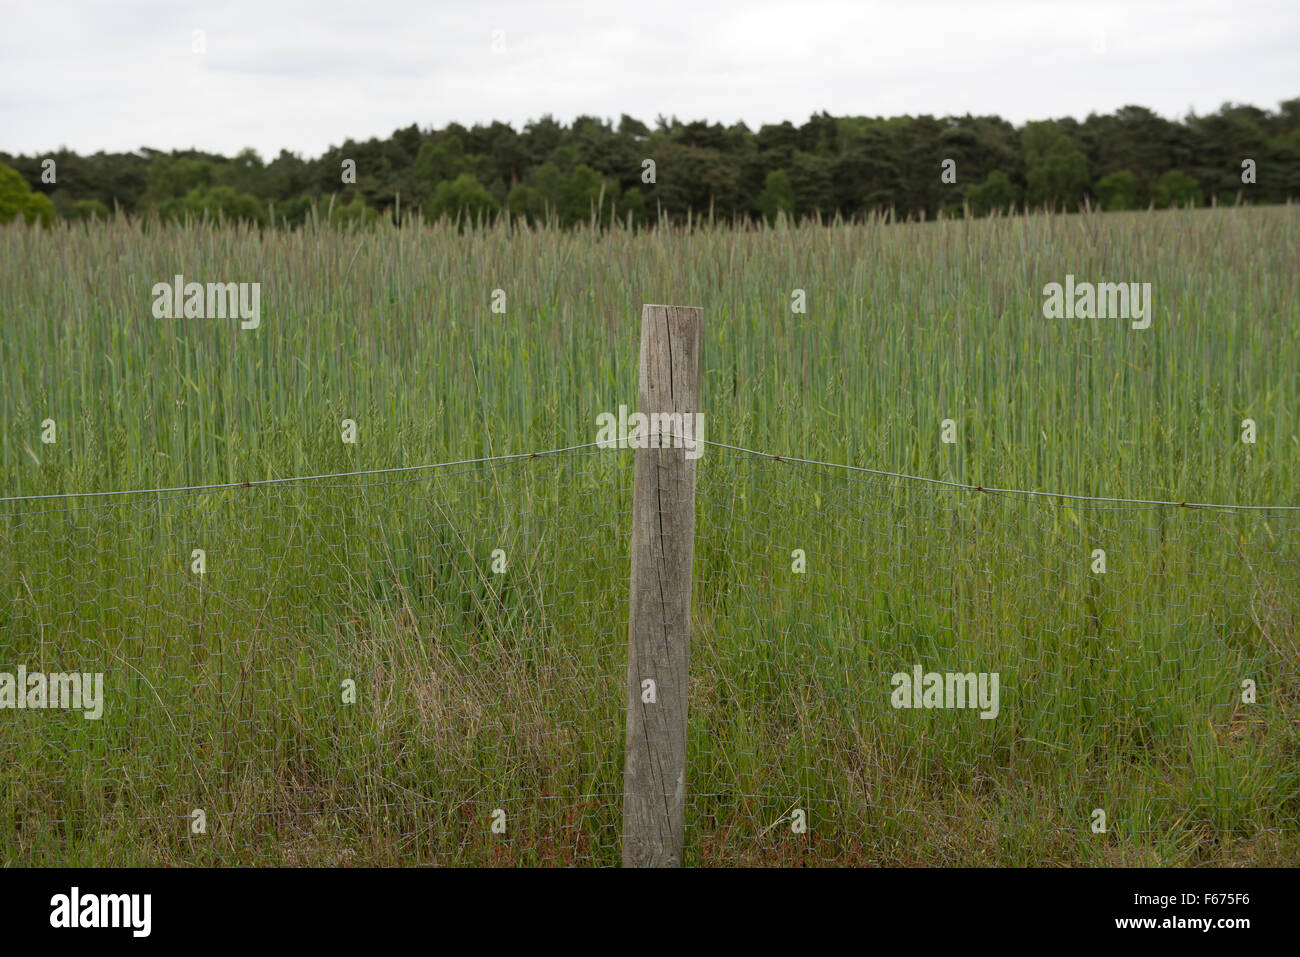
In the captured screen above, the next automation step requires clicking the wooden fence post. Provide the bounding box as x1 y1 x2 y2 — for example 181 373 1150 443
622 303 703 867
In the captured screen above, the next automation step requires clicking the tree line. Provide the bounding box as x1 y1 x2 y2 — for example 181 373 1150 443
2 99 1297 228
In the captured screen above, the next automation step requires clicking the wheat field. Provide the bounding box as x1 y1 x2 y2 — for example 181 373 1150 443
1 205 1297 865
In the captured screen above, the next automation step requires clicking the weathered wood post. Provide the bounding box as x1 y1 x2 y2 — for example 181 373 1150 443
622 303 703 867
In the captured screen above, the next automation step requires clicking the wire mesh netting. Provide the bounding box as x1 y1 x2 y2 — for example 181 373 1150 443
689 445 1300 864
1 441 1297 865
0 450 630 865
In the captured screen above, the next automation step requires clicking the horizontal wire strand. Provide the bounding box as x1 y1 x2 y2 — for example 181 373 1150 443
3 431 1296 512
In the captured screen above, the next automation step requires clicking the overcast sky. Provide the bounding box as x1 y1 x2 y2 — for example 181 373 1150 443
2 0 1297 159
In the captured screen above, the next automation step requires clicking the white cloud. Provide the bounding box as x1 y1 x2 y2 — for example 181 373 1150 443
1 0 1296 158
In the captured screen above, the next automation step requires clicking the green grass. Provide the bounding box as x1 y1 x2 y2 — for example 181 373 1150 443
0 205 1297 865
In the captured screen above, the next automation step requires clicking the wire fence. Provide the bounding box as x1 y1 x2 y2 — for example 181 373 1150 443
1 438 1297 865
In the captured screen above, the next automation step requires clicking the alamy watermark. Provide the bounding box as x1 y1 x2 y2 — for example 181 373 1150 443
50 887 150 937
0 666 104 719
595 405 706 460
1042 274 1151 329
151 274 261 329
890 665 1000 719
